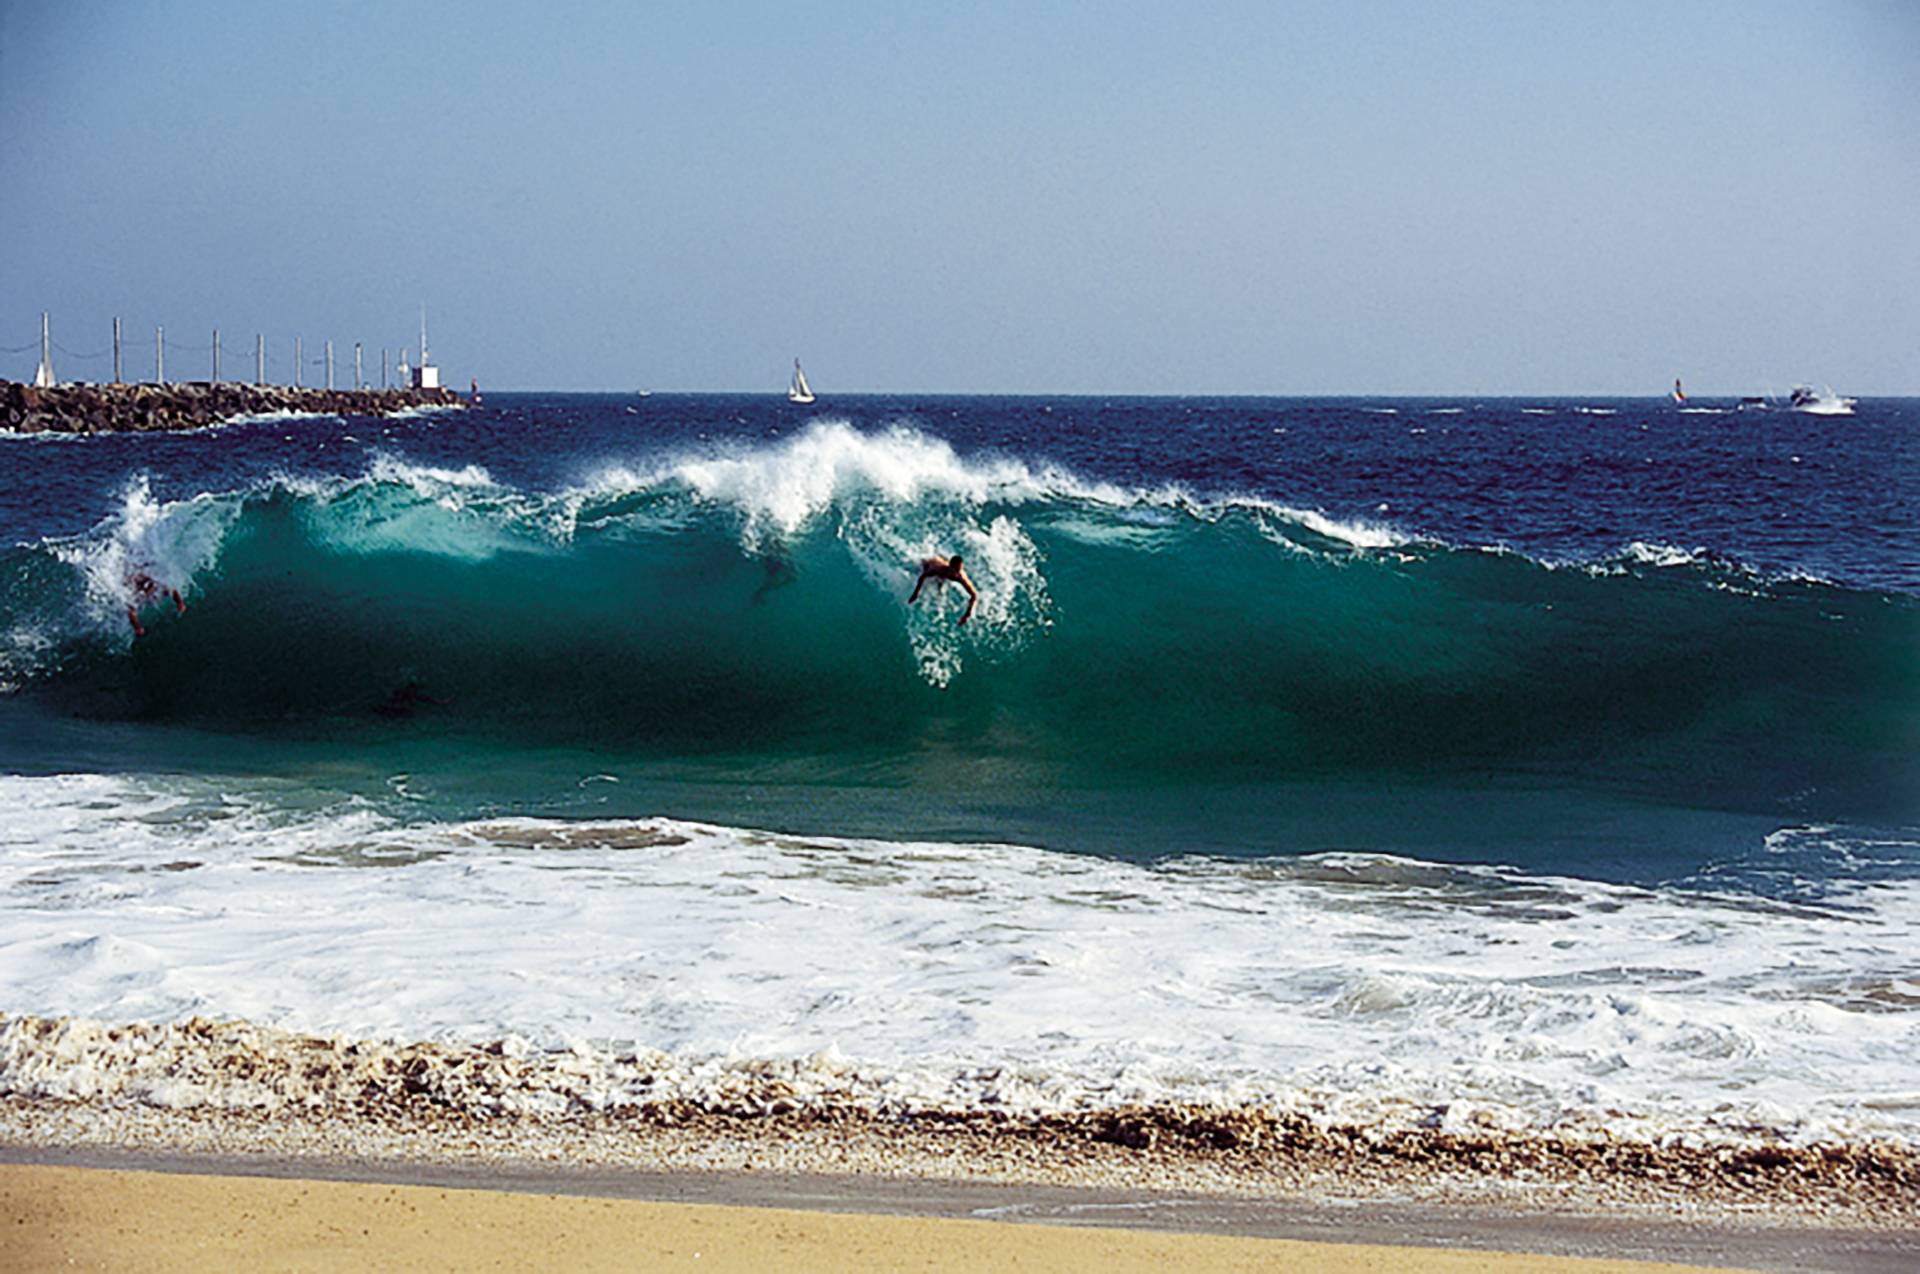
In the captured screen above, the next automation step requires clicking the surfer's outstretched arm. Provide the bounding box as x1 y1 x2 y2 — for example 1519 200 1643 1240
908 564 931 604
958 572 978 625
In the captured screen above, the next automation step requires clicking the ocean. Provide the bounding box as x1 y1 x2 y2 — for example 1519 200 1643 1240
1 393 1916 1148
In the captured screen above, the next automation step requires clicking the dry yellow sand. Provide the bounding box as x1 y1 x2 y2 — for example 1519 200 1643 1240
0 1163 1752 1274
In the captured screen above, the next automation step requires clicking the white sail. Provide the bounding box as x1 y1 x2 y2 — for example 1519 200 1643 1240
788 359 815 404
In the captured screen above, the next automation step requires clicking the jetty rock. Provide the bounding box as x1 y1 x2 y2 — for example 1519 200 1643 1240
1 380 464 434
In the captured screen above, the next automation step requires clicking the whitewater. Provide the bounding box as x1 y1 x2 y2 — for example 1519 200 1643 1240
2 395 1916 1153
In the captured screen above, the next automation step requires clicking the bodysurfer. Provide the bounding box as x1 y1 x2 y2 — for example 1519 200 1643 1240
375 680 444 720
908 554 978 625
752 554 797 605
125 571 185 638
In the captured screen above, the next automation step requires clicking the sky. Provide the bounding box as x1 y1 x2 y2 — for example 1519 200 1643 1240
1 0 1915 394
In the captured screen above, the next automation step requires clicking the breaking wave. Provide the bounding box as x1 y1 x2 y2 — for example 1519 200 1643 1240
1 423 1915 814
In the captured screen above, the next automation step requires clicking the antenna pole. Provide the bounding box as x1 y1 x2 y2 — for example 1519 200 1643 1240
325 339 334 390
112 316 121 384
354 342 363 390
255 334 264 386
294 336 301 388
156 326 165 385
212 329 221 384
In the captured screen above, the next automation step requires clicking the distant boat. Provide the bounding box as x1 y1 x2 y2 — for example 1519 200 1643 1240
787 359 815 405
1671 378 1687 404
1736 395 1769 412
1788 385 1856 416
634 389 652 398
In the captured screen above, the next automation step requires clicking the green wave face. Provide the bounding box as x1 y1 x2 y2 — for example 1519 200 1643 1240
3 467 1916 822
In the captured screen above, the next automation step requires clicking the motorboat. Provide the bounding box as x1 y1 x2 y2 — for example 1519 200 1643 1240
1788 385 1856 416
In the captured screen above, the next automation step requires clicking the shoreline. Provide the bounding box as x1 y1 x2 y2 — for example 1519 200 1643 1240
4 1013 1914 1224
8 1092 1912 1231
5 1143 1917 1272
5 1162 1834 1274
1 378 463 433
2 1016 1914 1254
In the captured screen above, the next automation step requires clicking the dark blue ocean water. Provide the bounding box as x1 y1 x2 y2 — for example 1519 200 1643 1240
3 394 1916 887
7 395 1917 589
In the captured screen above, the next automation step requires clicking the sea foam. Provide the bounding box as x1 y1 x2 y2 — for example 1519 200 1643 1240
1 772 1914 1147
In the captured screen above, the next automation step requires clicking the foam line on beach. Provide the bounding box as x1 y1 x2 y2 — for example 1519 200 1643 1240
2 1014 1915 1226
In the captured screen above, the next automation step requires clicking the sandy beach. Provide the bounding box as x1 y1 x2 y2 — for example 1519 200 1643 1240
0 1159 1850 1274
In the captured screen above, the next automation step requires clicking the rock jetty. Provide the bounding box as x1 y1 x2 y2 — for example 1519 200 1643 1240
1 380 463 434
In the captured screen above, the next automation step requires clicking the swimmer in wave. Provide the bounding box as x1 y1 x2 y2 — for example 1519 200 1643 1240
908 554 978 625
125 571 186 638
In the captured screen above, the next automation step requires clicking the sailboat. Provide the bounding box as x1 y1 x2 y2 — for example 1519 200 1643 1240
1670 378 1686 404
787 358 815 404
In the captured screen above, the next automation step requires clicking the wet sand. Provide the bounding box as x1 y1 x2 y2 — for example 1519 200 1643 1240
5 1112 1919 1272
0 1160 1794 1273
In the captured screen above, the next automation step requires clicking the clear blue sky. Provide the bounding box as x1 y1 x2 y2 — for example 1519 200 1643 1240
2 0 1914 393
